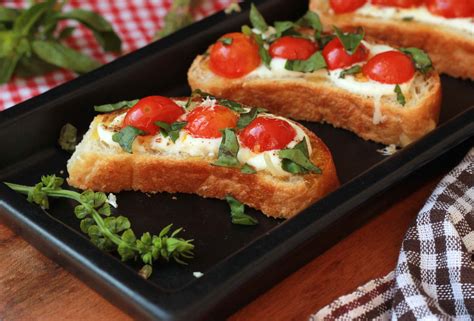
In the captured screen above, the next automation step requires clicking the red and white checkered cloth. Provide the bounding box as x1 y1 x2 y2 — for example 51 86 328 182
0 0 233 111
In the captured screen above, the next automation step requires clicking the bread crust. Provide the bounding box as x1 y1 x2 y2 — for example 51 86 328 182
310 0 474 80
188 55 441 147
67 116 339 219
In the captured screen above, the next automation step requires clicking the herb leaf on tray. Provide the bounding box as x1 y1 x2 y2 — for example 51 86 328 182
4 175 194 278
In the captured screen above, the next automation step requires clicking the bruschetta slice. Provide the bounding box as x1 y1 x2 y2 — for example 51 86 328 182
188 7 442 147
67 94 339 218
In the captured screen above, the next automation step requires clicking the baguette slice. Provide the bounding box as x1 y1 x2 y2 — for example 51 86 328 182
310 0 474 80
67 102 339 219
188 52 441 147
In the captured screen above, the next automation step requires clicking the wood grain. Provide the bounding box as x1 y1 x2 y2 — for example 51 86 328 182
0 177 439 321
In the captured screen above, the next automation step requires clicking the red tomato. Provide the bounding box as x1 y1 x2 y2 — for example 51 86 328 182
185 105 238 138
426 0 474 18
209 32 261 78
362 51 415 84
371 0 423 8
322 38 369 70
123 96 184 135
330 0 368 13
269 36 318 60
239 117 296 153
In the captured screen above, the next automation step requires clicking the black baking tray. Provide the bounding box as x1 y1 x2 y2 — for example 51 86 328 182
0 1 473 320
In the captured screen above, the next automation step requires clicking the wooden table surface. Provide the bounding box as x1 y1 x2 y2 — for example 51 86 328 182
0 174 441 321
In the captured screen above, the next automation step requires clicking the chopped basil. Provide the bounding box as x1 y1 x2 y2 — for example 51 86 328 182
112 126 144 153
241 24 252 36
58 123 77 152
249 3 268 32
274 20 295 38
219 37 233 46
394 85 406 106
186 89 215 109
155 121 187 143
241 163 257 174
218 98 247 113
285 51 326 73
400 47 433 74
225 195 258 226
278 138 321 174
296 10 322 39
339 65 361 79
333 26 364 55
402 16 414 21
212 129 240 168
237 107 267 129
318 34 335 48
253 33 271 68
94 99 139 112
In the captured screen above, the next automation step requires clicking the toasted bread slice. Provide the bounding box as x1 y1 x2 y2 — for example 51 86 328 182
310 0 474 80
67 102 339 219
188 53 441 147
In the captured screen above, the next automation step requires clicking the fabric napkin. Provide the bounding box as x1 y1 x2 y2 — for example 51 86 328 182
313 148 474 320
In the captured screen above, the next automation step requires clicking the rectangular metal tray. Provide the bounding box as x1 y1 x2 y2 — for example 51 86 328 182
0 1 473 320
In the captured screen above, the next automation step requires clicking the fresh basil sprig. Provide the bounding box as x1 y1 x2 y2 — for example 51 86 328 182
279 138 321 174
285 51 326 73
249 3 268 32
212 129 241 168
94 99 139 113
112 126 145 153
394 85 406 106
4 175 194 278
296 11 322 39
274 21 295 38
237 107 267 129
225 195 258 226
400 47 433 74
155 121 187 143
333 26 364 55
339 65 362 79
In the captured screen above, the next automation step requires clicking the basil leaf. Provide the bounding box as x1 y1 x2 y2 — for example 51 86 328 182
279 138 321 174
241 24 252 36
318 34 335 48
241 164 256 174
155 121 187 143
274 21 295 38
225 195 258 226
296 11 322 38
394 85 406 106
0 7 20 24
402 16 414 21
58 123 78 152
15 54 58 78
112 126 144 153
32 40 101 73
212 129 240 168
58 26 75 40
339 65 361 78
0 54 21 84
253 33 271 68
333 26 364 55
219 37 233 45
13 2 49 36
237 108 266 129
400 47 432 74
94 99 139 112
249 3 267 32
285 51 326 73
218 98 246 113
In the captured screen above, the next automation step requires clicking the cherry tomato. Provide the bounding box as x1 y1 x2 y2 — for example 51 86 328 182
185 105 238 138
269 36 318 60
239 117 296 153
371 0 423 8
426 0 474 18
322 38 369 70
123 96 184 135
209 32 261 78
330 0 367 13
362 51 415 84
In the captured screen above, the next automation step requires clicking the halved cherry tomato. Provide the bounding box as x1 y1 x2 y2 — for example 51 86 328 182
362 51 415 84
322 38 369 70
239 117 296 153
209 32 261 78
371 0 423 8
330 0 367 13
426 0 474 18
269 36 318 60
185 105 238 138
123 96 184 135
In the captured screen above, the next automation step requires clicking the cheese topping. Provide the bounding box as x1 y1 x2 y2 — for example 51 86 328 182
356 4 474 35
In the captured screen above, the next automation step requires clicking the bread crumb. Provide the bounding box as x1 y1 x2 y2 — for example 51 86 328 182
377 144 399 156
172 196 178 200
59 170 64 175
193 272 204 278
200 96 217 108
107 193 118 208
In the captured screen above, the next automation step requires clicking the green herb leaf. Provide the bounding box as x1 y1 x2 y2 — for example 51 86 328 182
14 54 58 78
58 26 75 40
112 126 145 153
296 11 322 38
285 51 326 73
32 40 101 73
253 33 271 68
318 34 335 48
400 47 433 74
241 24 252 36
13 2 49 36
155 0 194 38
237 107 266 129
155 121 187 143
241 163 256 174
0 55 21 85
279 138 322 174
0 7 20 24
402 16 414 21
274 21 295 38
218 98 246 113
58 123 77 152
94 99 139 112
225 195 258 226
212 129 240 168
219 37 233 45
249 3 268 32
333 26 364 55
339 65 362 79
394 85 406 106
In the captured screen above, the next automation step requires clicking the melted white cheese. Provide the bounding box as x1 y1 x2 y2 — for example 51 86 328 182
356 4 474 35
247 57 302 78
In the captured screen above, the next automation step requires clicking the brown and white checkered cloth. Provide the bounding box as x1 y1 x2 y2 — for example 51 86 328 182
313 148 474 320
